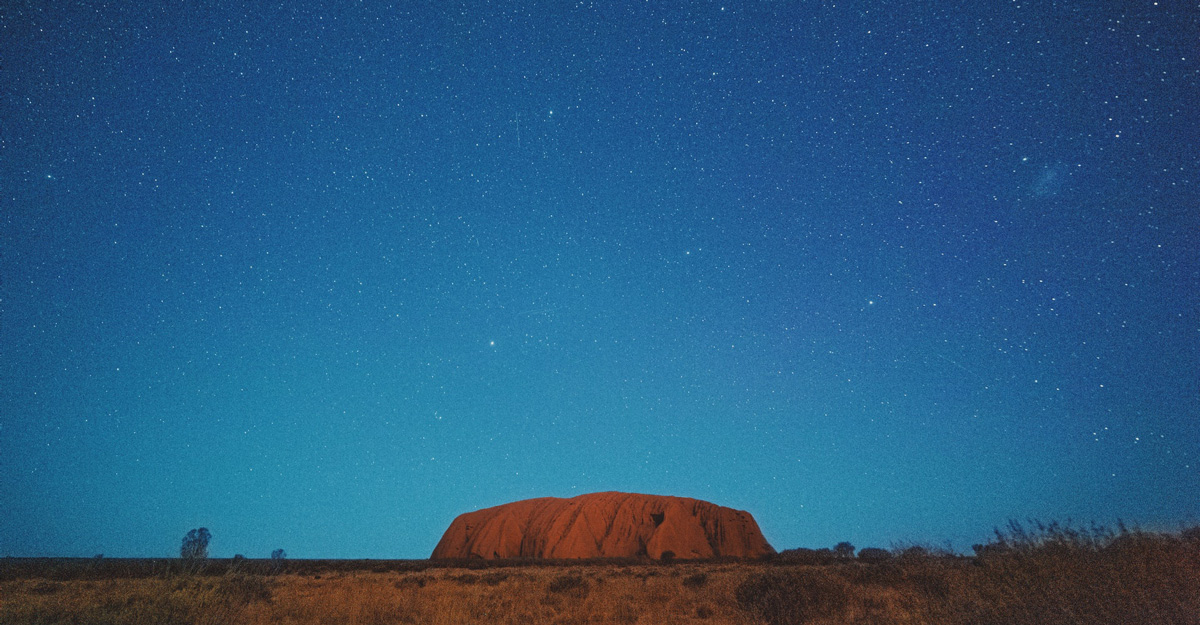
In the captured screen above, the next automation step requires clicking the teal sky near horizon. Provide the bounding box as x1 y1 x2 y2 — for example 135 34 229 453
2 1 1197 558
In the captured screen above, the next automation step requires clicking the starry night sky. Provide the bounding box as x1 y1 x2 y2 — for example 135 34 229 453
2 1 1197 559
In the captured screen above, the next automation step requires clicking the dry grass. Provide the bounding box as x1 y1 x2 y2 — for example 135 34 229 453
3 523 1197 625
0 565 748 625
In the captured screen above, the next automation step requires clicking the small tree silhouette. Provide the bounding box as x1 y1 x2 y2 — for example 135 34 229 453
857 547 891 561
833 541 855 559
180 527 211 560
271 548 286 561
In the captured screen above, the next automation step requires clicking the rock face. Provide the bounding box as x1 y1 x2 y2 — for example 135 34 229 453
431 491 774 560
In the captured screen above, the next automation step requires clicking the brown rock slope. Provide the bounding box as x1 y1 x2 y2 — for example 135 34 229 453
431 491 774 560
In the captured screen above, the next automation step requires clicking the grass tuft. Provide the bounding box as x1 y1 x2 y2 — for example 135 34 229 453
736 570 851 625
546 572 589 596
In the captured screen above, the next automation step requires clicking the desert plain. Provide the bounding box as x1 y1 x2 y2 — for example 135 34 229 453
3 521 1198 625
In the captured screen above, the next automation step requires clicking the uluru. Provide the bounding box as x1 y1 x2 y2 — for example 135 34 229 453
431 491 774 560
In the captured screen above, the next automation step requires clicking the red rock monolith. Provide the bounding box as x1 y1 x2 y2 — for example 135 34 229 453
430 491 774 560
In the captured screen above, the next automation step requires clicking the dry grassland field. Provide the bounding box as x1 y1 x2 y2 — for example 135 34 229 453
4 524 1198 625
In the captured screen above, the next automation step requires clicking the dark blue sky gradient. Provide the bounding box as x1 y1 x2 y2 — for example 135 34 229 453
3 1 1197 558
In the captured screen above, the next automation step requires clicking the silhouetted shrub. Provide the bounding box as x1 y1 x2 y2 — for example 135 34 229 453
659 550 675 563
972 543 1008 558
682 572 708 588
833 541 855 559
735 571 850 625
857 547 892 561
180 528 211 560
776 547 836 565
